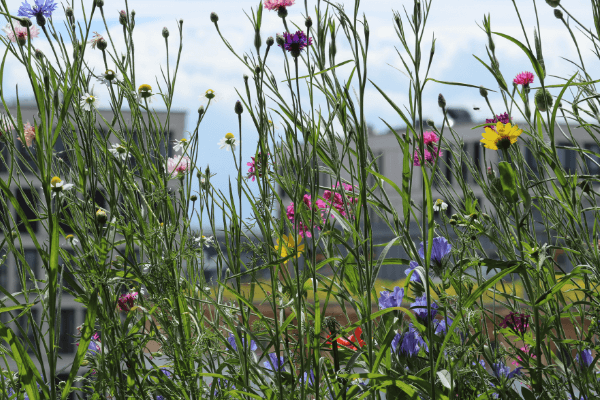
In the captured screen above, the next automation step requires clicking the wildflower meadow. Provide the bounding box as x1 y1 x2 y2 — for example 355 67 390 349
0 0 600 399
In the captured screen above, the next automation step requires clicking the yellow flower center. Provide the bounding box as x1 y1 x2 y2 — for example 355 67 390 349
66 234 74 240
205 89 215 99
86 96 96 104
181 138 187 143
435 199 443 205
139 84 152 92
51 176 62 186
225 133 235 139
105 70 116 80
116 145 126 154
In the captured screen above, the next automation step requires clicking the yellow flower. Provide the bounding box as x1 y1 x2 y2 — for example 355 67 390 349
275 234 305 258
205 89 215 99
480 121 523 151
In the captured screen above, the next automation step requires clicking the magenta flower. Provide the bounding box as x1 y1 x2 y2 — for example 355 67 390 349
320 182 358 219
484 112 513 131
246 153 269 181
263 0 295 11
118 292 138 312
513 71 535 86
286 194 320 237
278 30 312 57
413 131 442 167
499 311 530 335
422 131 439 146
167 155 191 176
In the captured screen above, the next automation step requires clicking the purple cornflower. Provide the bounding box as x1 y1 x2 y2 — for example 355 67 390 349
278 30 312 57
227 333 258 352
499 312 530 335
491 362 522 379
264 353 286 372
575 349 593 368
404 261 422 283
301 369 315 387
18 0 57 26
484 112 512 130
417 236 451 263
434 317 453 335
410 295 438 322
378 286 404 310
391 323 428 357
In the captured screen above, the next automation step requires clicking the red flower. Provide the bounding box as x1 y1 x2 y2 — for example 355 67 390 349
327 327 366 351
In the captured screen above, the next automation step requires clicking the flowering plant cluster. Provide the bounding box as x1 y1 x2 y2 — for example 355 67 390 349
0 0 598 400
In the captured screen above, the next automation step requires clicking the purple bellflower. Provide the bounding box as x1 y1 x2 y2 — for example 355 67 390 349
378 286 404 310
418 236 452 263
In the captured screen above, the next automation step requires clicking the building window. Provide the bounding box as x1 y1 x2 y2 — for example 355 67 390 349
557 141 577 173
584 143 600 175
21 248 39 292
16 188 38 233
59 309 76 354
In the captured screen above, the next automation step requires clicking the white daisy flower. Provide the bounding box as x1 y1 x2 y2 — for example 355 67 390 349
80 87 99 111
195 235 214 248
108 143 131 160
98 68 121 85
65 235 79 246
201 89 218 103
173 138 189 153
138 84 153 103
218 133 239 152
433 199 448 212
50 176 74 198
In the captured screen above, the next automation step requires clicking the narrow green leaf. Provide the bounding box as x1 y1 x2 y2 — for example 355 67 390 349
423 78 496 93
492 32 545 80
498 161 518 203
282 59 353 82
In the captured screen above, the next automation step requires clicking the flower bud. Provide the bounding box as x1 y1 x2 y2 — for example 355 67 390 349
34 48 44 60
20 18 33 27
305 16 313 29
94 0 104 7
65 7 74 17
277 6 288 18
534 88 553 112
162 27 169 38
254 65 261 75
36 14 46 27
276 34 285 47
546 0 560 7
97 38 107 51
438 93 446 109
190 194 198 202
254 29 261 50
234 100 244 115
198 105 205 116
179 19 183 26
426 119 435 127
210 12 219 23
96 209 107 224
266 36 274 47
119 10 127 25
243 74 248 83
554 9 563 19
479 86 488 98
17 35 27 46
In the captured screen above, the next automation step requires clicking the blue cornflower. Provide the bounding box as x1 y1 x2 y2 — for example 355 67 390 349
87 340 101 356
391 324 428 358
378 286 404 310
410 295 438 322
575 349 594 368
404 261 422 284
18 0 57 25
417 236 452 263
434 317 453 335
264 353 286 372
301 369 315 387
227 333 258 352
491 362 522 379
472 359 486 368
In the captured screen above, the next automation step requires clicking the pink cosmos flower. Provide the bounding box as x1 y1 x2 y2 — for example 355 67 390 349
118 292 138 312
263 0 295 11
18 122 36 147
513 71 535 86
2 21 40 43
167 155 191 176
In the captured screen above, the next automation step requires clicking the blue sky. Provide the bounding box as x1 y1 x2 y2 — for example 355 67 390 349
3 0 597 228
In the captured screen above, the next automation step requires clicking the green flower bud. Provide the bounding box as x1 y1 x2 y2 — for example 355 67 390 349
546 0 560 7
162 27 169 38
210 12 218 23
277 7 288 18
234 100 244 115
190 194 198 202
534 88 553 112
438 93 446 109
479 86 488 98
554 9 563 19
96 209 107 224
94 0 104 7
266 36 274 47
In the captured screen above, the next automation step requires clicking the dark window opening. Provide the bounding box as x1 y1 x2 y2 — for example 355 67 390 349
16 188 38 233
59 309 76 354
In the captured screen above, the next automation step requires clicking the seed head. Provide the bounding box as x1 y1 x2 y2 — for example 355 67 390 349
210 12 219 23
162 27 169 38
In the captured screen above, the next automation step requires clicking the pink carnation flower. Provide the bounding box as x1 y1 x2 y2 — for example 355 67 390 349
167 155 191 176
2 21 40 43
422 131 439 146
18 122 36 147
413 147 443 167
513 71 535 86
264 0 295 11
286 194 321 237
118 292 138 312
